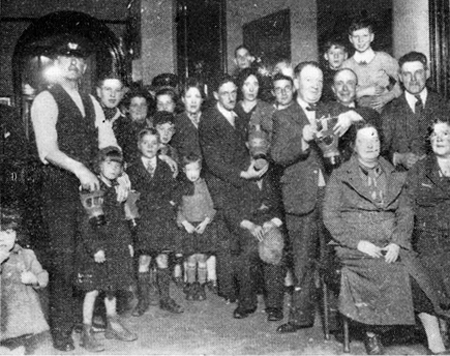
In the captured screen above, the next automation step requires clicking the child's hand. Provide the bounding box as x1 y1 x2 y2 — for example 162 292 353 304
262 221 276 233
195 219 209 234
182 221 196 234
21 271 38 286
94 250 106 263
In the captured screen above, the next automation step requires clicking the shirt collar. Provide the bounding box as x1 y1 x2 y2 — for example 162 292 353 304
405 87 428 111
141 156 157 167
217 102 237 124
354 48 376 64
296 97 317 124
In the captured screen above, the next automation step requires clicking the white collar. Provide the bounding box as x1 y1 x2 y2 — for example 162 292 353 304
141 156 157 166
217 102 237 125
353 48 376 64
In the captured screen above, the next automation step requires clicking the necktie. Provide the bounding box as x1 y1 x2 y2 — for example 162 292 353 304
358 60 368 65
415 95 423 114
229 112 236 127
306 105 317 112
146 160 155 177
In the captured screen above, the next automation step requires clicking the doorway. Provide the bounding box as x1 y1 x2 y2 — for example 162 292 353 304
176 0 227 97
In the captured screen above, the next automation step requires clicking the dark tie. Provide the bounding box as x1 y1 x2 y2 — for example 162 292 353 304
358 61 368 65
306 105 317 112
146 160 155 177
415 95 423 114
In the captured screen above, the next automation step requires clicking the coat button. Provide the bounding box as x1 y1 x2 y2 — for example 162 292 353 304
313 170 318 174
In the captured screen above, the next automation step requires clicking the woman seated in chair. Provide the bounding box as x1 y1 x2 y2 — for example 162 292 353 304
323 122 450 355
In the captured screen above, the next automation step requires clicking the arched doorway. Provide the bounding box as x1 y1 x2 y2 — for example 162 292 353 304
12 10 128 138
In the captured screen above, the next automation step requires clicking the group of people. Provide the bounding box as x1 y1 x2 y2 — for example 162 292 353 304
2 15 450 356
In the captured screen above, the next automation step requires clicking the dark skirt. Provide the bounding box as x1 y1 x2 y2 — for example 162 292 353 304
178 220 218 256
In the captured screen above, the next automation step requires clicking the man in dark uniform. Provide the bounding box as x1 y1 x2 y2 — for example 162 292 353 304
31 36 122 352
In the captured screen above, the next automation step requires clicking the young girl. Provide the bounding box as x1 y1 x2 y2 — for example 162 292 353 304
177 154 217 301
75 146 137 352
0 205 49 354
127 128 184 316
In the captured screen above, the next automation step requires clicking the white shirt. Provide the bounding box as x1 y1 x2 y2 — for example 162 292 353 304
353 48 376 64
217 102 237 128
31 87 118 164
141 156 157 172
405 88 428 113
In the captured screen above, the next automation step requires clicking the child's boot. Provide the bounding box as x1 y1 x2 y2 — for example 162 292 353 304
184 283 195 301
157 268 184 313
197 283 207 301
132 272 150 317
80 324 105 352
105 316 137 342
197 263 208 301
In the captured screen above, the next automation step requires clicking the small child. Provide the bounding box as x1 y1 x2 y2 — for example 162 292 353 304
127 128 184 316
177 154 217 301
75 146 137 352
321 39 348 103
0 205 49 354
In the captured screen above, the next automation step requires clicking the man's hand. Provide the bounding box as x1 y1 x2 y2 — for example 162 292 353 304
334 111 364 137
241 220 264 241
94 250 106 263
357 240 383 258
370 92 395 112
159 154 178 178
21 271 39 286
382 243 400 264
195 218 210 234
302 124 317 142
76 165 99 192
128 244 134 258
241 160 268 180
182 221 196 234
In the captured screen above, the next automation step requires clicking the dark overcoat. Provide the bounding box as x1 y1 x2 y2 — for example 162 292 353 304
127 157 180 254
75 181 134 292
323 156 449 325
172 112 202 159
406 154 450 298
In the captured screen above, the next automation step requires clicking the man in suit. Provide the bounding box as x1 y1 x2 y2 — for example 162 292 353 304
198 74 267 304
382 51 450 170
271 61 360 333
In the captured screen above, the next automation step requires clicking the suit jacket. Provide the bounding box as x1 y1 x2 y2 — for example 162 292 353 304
172 112 201 159
382 90 450 161
270 101 325 215
198 104 250 209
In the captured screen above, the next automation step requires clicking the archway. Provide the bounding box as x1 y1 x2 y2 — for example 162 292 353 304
12 10 128 138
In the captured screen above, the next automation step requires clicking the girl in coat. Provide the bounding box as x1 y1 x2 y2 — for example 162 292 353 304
76 146 137 352
0 205 48 353
323 122 450 355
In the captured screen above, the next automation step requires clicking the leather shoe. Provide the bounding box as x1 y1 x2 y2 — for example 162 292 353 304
276 322 312 333
233 306 256 319
53 339 75 352
266 308 284 322
364 333 384 355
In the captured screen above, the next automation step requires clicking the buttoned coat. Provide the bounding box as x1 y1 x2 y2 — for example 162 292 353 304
324 156 449 325
381 91 450 161
127 157 180 254
406 154 450 297
172 112 202 159
198 104 250 210
270 101 326 216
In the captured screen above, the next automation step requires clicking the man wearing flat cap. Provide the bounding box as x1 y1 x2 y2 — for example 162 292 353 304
31 35 123 352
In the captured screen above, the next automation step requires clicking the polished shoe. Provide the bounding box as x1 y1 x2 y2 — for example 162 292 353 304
276 322 312 333
363 333 384 355
53 339 75 352
266 308 284 322
233 306 257 319
105 316 138 342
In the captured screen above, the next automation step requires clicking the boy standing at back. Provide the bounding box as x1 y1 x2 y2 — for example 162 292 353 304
321 39 348 103
342 17 402 112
